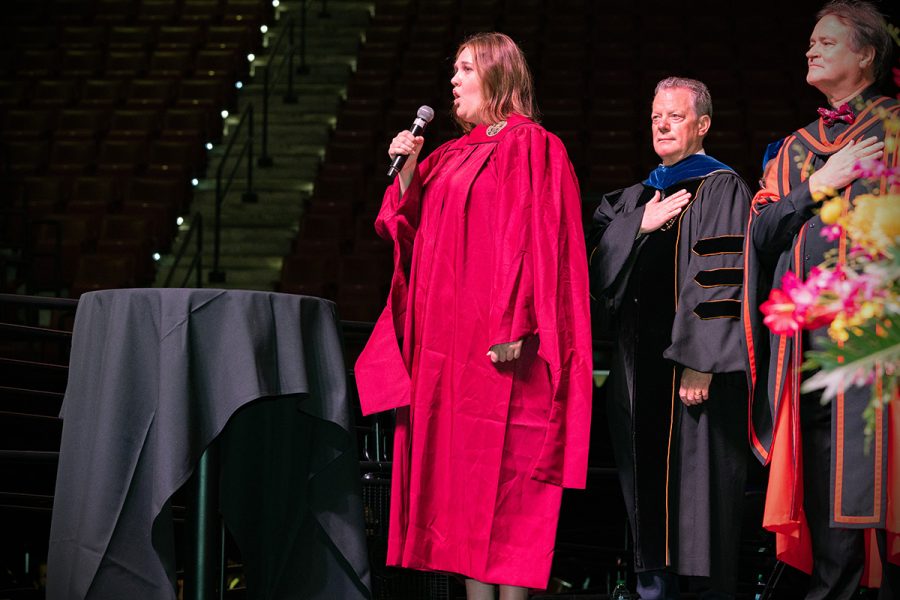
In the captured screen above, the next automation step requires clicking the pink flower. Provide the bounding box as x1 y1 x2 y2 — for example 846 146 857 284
807 265 840 290
848 243 884 262
851 159 900 186
802 305 840 330
781 271 818 312
821 224 843 242
852 158 886 179
849 272 884 303
850 368 876 388
762 265 887 337
761 289 800 335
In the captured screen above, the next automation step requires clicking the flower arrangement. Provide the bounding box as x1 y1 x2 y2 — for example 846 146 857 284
759 95 900 442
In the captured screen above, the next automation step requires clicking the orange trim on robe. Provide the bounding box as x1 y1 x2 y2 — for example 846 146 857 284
763 370 813 574
865 391 900 586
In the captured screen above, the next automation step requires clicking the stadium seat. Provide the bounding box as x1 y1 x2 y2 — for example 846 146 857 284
69 252 138 297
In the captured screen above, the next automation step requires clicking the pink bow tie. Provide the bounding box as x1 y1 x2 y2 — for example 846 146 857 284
817 103 855 126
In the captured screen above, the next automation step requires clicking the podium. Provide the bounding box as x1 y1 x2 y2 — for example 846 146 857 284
47 289 370 599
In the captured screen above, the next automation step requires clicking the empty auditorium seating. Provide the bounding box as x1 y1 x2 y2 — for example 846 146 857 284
278 252 338 299
0 0 266 296
69 253 138 297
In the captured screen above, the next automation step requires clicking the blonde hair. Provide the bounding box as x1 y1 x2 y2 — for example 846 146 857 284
453 32 539 133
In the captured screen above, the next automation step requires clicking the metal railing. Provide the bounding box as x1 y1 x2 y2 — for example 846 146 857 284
210 104 257 284
296 0 332 75
0 293 76 510
163 213 204 288
258 14 298 167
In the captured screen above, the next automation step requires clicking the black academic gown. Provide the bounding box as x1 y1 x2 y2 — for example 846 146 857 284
589 165 750 590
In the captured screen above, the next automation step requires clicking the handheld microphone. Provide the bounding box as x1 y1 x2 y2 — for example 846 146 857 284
387 105 435 178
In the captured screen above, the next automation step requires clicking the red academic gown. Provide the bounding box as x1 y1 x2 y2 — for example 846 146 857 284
743 93 900 585
355 115 593 588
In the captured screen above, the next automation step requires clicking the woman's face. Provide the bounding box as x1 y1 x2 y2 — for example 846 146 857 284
451 47 485 125
806 14 871 95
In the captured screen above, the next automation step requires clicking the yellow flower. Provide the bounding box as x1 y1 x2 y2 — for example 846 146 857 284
857 301 882 321
828 313 850 342
820 197 844 224
812 187 837 203
845 193 900 256
847 302 883 328
875 106 900 132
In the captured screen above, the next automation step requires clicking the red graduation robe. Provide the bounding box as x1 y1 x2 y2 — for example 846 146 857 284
743 93 900 585
355 115 592 588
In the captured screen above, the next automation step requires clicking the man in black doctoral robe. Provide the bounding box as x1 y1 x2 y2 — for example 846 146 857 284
588 76 751 599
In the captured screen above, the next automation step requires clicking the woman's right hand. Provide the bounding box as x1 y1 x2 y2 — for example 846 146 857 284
389 130 425 179
388 130 425 194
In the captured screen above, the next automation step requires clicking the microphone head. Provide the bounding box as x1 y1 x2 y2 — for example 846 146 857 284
417 105 435 123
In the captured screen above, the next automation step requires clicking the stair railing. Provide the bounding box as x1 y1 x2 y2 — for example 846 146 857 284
296 0 332 76
163 212 204 288
0 293 76 527
258 14 297 167
210 104 256 284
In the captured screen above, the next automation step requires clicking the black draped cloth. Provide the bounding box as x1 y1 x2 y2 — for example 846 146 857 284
47 289 370 600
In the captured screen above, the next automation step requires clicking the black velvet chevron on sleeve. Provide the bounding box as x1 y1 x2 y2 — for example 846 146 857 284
692 235 744 256
693 298 742 320
694 267 743 288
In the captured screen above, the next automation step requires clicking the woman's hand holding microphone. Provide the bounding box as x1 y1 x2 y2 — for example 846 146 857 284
389 130 425 194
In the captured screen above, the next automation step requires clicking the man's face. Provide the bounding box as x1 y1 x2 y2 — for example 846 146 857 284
806 14 870 94
651 87 709 166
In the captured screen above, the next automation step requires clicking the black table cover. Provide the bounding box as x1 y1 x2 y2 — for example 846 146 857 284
47 289 371 599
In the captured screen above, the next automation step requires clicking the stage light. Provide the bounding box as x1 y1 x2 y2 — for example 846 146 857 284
177 217 185 226
152 253 161 262
206 142 214 150
220 109 229 119
260 25 268 34
247 53 255 62
235 81 243 89
191 179 199 186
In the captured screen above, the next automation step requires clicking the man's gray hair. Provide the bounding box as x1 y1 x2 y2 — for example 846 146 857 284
654 77 713 118
817 0 891 83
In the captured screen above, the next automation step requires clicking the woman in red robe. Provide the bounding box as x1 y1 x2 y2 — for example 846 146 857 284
355 32 593 598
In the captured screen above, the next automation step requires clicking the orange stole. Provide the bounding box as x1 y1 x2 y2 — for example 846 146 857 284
763 367 813 573
766 366 900 584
